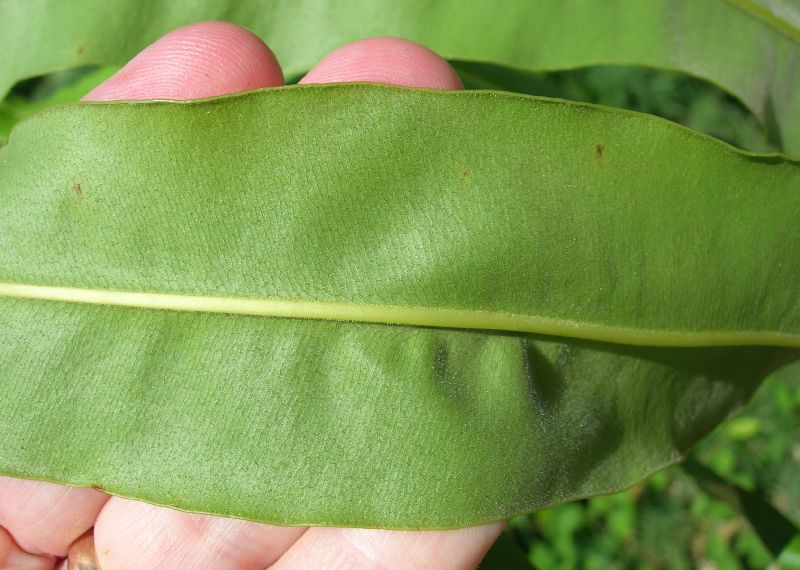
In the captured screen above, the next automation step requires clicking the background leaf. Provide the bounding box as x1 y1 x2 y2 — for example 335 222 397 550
479 532 534 569
780 535 800 570
682 457 799 557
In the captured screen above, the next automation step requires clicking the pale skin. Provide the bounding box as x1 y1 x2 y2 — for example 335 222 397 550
0 22 504 570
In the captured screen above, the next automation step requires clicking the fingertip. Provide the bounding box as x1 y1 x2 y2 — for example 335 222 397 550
270 521 504 569
0 527 56 570
83 21 283 101
0 477 109 557
300 37 463 90
93 497 306 569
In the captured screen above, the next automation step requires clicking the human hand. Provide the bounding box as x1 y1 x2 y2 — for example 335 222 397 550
0 22 503 570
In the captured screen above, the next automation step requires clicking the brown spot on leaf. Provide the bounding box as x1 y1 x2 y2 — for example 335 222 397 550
595 144 605 166
76 45 85 56
73 182 83 199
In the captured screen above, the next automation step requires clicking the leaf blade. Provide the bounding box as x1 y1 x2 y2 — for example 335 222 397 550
0 297 792 528
0 85 797 528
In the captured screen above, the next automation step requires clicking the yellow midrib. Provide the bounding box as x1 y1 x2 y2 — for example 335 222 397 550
0 282 798 348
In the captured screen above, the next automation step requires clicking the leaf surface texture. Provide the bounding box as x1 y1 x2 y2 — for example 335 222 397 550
0 85 797 527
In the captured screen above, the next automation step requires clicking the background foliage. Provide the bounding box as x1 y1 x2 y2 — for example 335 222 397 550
1 48 797 570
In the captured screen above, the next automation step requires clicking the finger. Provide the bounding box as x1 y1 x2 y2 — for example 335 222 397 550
93 498 304 570
299 36 463 89
0 477 108 557
0 526 57 570
272 523 504 570
84 21 283 101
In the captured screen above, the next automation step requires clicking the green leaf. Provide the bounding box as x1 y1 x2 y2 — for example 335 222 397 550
2 0 800 154
683 457 800 558
479 532 533 570
779 535 800 570
725 416 762 440
0 85 797 528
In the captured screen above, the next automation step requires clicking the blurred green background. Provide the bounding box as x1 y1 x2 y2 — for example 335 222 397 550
2 64 798 569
